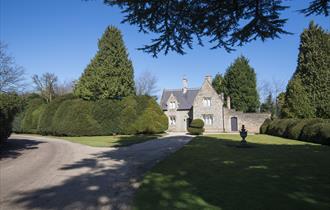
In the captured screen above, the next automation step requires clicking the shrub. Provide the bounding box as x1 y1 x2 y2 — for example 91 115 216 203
287 118 324 140
300 122 330 144
260 118 271 134
318 123 330 145
52 99 102 136
135 98 168 134
0 94 23 143
188 119 204 135
38 94 76 135
19 98 45 134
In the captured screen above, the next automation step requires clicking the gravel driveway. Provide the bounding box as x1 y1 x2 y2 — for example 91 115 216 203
0 134 191 210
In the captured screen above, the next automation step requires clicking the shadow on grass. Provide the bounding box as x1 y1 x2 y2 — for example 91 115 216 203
133 136 330 210
0 138 44 160
8 135 191 210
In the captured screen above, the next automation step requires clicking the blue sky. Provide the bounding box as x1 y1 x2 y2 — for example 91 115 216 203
1 0 329 99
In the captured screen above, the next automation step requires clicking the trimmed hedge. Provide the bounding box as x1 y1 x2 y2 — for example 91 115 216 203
15 95 168 136
188 119 204 135
0 94 23 143
260 118 330 145
259 118 271 134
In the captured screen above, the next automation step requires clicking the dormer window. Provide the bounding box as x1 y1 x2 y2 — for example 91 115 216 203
169 101 176 109
203 97 211 107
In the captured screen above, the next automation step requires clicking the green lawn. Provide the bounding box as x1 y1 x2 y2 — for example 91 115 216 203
61 134 161 147
133 134 330 210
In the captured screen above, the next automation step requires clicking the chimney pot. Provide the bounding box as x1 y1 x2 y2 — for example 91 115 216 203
182 77 188 94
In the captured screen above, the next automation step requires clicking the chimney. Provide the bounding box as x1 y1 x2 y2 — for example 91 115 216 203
182 77 188 94
227 96 231 109
205 75 212 84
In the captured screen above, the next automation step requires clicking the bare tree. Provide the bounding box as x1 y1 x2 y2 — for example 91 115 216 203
32 73 58 103
135 71 158 96
0 42 25 93
55 80 74 96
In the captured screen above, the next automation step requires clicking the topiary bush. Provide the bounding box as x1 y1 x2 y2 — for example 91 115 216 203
52 99 103 136
287 118 324 140
188 119 204 135
0 93 23 143
134 98 168 134
260 118 271 134
38 94 76 135
20 98 45 134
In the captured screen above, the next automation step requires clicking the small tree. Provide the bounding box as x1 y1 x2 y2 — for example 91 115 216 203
32 73 58 103
212 73 224 95
223 56 260 112
75 26 136 100
260 92 275 115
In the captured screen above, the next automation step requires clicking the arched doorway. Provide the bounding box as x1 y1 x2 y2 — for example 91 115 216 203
231 117 238 131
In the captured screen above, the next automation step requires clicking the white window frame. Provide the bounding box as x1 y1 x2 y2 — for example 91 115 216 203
169 116 176 125
203 114 213 125
202 97 211 107
169 101 176 109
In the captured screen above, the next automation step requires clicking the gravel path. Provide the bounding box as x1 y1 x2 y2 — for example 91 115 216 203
0 134 192 210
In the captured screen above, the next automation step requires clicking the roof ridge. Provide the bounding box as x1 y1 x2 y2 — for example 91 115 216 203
163 88 200 91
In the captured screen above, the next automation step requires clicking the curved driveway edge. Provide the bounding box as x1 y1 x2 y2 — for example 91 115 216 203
0 134 192 210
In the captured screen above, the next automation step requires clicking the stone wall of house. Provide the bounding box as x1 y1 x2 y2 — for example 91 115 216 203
223 108 270 133
165 110 190 132
193 78 224 133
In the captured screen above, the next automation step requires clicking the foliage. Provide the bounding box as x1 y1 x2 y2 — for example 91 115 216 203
264 118 328 145
188 119 204 135
259 118 272 134
134 134 330 210
0 93 23 143
104 1 329 56
74 26 136 100
282 75 315 118
20 98 46 133
223 56 260 112
51 99 103 136
211 73 224 95
38 94 76 135
283 22 330 119
16 96 167 136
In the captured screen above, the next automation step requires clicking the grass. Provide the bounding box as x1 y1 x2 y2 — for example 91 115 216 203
61 134 161 147
133 134 330 210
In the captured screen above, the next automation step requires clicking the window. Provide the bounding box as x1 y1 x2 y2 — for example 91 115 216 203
169 116 176 125
202 97 211 107
203 114 213 125
169 101 176 109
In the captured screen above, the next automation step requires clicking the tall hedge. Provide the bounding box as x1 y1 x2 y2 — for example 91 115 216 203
15 96 168 136
260 118 329 145
52 99 103 136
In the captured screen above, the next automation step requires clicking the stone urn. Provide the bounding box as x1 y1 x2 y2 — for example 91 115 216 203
239 125 248 145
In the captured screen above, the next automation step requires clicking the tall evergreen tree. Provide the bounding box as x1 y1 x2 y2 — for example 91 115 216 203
282 75 315 118
212 73 224 94
283 21 330 118
75 26 136 100
223 56 260 112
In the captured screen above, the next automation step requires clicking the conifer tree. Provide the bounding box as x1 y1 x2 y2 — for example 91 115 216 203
75 26 136 100
212 73 225 95
283 21 330 118
223 56 260 112
260 92 274 114
282 75 315 118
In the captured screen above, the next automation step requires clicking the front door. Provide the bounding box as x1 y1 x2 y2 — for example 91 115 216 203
231 117 238 131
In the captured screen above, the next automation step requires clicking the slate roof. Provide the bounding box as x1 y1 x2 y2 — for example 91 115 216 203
160 88 199 110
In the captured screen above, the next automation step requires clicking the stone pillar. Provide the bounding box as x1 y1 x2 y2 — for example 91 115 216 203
227 96 231 109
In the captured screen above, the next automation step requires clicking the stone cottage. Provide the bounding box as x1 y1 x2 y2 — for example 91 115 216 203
160 76 270 133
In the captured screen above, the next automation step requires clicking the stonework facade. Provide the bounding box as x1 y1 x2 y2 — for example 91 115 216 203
160 76 270 133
